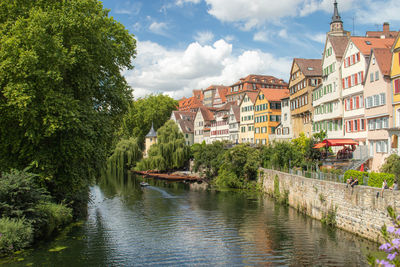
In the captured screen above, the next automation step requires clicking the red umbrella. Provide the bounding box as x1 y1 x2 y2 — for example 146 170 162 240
360 164 364 172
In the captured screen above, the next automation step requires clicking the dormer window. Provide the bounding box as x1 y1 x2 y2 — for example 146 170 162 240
365 41 372 45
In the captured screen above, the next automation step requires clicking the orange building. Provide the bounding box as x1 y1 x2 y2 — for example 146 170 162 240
254 88 289 145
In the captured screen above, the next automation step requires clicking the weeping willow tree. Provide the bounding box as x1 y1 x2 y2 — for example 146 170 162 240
106 137 142 180
136 120 190 171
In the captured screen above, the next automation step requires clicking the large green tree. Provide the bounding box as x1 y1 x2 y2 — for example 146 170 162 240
136 120 190 171
119 94 178 146
0 0 136 213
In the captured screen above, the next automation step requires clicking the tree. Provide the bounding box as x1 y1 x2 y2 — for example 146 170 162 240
381 154 400 183
192 141 227 180
136 120 190 171
119 94 178 146
0 0 136 214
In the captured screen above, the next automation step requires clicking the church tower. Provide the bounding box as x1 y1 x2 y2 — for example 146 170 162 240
144 123 157 158
329 1 347 36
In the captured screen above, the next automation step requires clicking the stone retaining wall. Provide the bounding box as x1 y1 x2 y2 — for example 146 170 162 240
259 168 400 241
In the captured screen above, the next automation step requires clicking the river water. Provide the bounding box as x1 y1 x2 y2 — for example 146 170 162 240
4 173 376 266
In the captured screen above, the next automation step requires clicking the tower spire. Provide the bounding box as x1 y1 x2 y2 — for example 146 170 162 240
329 0 345 35
331 0 342 24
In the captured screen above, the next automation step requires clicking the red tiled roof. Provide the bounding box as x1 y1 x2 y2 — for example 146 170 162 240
328 35 349 59
198 106 214 121
231 105 240 122
293 58 322 76
373 48 392 76
172 110 196 121
351 37 395 56
178 96 203 111
259 88 289 101
244 91 259 104
217 87 228 103
229 74 287 88
204 85 229 92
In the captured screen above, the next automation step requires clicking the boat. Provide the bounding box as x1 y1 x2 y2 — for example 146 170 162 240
140 181 150 187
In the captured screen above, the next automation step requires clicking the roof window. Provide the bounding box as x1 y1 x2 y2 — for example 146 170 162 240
365 41 372 45
307 67 314 71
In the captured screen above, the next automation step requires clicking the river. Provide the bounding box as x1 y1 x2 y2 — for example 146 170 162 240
3 173 376 266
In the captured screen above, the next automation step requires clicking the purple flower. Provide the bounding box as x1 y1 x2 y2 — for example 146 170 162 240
387 252 397 261
376 259 395 267
380 243 392 251
392 239 400 246
395 229 400 236
388 226 395 233
397 215 400 220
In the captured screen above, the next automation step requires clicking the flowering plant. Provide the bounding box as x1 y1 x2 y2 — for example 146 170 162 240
368 206 400 266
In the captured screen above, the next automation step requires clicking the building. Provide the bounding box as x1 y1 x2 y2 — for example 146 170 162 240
364 48 393 170
210 103 234 143
194 106 215 144
170 111 196 146
312 0 349 139
202 85 229 107
388 33 400 156
366 22 398 39
228 104 240 144
341 36 394 145
226 74 288 104
238 91 258 144
288 58 322 138
254 88 289 145
178 96 203 112
144 123 157 158
272 96 293 141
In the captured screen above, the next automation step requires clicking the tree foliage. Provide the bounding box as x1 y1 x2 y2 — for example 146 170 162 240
119 94 178 146
107 137 142 180
136 120 189 171
0 0 136 213
191 141 227 180
381 154 400 182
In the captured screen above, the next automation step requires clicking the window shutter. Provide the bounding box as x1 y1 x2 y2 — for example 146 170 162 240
395 79 400 94
355 73 358 84
361 71 364 82
342 78 345 89
350 98 353 110
356 97 360 109
350 121 354 131
357 52 360 62
352 55 356 65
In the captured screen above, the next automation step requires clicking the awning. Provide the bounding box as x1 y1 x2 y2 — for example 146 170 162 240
313 143 326 149
324 139 358 146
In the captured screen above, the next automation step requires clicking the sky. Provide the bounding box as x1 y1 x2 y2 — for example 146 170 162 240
100 0 400 99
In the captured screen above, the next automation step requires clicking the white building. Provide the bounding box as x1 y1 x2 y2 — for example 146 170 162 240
273 97 293 141
170 111 196 146
229 105 240 144
238 91 258 144
194 106 215 144
210 103 233 142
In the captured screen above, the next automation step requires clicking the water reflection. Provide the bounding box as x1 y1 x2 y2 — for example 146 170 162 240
4 172 376 266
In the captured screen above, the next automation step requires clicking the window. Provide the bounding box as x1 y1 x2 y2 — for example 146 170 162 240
375 71 379 81
374 95 380 106
380 93 386 105
370 73 374 82
395 79 400 94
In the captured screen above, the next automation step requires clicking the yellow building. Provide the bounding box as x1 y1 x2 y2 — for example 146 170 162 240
388 33 400 154
254 88 289 145
288 58 322 138
144 123 157 158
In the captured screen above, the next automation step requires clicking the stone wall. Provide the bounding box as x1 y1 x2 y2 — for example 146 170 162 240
259 168 400 242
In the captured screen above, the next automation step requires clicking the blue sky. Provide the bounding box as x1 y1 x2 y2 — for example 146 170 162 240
100 0 400 99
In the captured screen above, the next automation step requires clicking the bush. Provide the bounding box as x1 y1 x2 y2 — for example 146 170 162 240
0 169 50 220
214 166 243 189
368 172 395 188
0 217 33 256
343 170 368 185
35 202 73 238
381 154 400 182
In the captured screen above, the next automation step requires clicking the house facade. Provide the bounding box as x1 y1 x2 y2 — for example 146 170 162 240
289 58 322 138
194 107 214 144
239 91 258 144
272 96 293 141
229 105 240 144
210 103 232 142
170 111 196 146
254 89 289 145
364 48 393 170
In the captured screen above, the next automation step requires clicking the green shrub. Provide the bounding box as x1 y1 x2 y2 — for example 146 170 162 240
0 169 50 220
214 167 242 189
274 175 280 198
35 202 73 238
343 170 368 185
381 154 400 182
0 217 33 256
367 172 395 188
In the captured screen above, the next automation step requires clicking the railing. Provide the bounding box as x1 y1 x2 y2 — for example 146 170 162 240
265 166 345 184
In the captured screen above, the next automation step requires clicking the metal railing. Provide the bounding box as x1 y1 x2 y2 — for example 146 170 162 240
265 166 345 184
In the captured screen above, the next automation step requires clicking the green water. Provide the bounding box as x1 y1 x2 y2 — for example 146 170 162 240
2 173 377 266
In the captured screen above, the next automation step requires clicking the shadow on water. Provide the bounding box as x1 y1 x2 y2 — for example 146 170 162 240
2 169 379 266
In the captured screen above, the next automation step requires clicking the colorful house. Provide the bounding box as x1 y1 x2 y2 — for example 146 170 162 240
272 96 293 141
202 85 229 108
288 58 322 138
388 33 400 156
238 91 258 144
254 88 289 145
364 48 393 170
170 111 196 146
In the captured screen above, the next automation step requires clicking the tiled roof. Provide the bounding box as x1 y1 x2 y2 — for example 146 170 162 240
230 74 287 87
351 37 395 56
328 35 349 59
172 111 196 121
204 85 229 92
217 87 228 103
293 58 322 76
231 105 240 122
178 96 203 111
244 91 259 104
198 106 214 121
177 119 194 134
373 48 392 76
366 31 398 39
193 89 204 101
259 88 290 101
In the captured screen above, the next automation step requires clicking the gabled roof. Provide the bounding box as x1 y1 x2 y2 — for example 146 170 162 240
351 37 395 56
374 48 392 76
216 87 228 103
193 89 204 101
178 96 203 111
230 105 240 122
259 88 289 102
292 58 322 76
171 111 196 121
177 119 194 134
197 106 214 122
328 35 349 59
204 85 229 92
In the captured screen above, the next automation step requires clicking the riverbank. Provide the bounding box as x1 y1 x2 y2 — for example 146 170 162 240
259 168 400 242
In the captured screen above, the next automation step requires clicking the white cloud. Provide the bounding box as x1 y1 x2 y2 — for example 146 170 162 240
355 0 400 25
114 1 142 16
149 21 169 36
253 31 269 42
194 31 214 44
224 35 235 42
126 39 291 99
176 0 201 6
306 32 326 44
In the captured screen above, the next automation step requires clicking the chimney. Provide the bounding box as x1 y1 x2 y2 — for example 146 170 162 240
383 22 389 33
